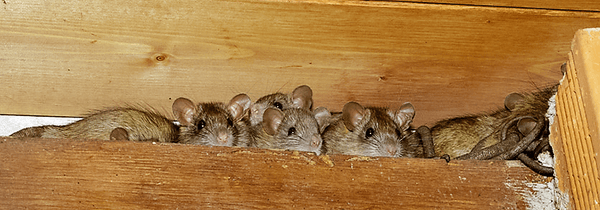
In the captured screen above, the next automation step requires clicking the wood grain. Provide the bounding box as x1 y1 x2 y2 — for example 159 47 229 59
551 33 600 209
571 28 600 172
0 137 550 209
1 0 595 127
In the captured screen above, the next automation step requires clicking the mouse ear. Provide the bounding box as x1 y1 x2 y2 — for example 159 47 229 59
291 85 313 110
504 93 525 111
227 93 252 121
342 102 366 132
263 108 284 136
393 102 415 131
517 117 538 135
110 127 129 141
172 97 197 126
313 107 332 133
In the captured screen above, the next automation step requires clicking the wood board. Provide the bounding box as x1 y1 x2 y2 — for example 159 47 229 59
1 0 595 126
0 137 552 209
550 28 600 210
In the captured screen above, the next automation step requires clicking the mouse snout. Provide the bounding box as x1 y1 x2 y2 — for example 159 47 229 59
310 134 322 149
385 144 397 156
217 131 229 145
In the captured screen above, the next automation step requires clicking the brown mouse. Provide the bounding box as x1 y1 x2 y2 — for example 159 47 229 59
431 84 557 159
173 93 252 146
10 107 179 142
322 101 422 158
11 94 252 146
247 85 313 126
246 107 330 155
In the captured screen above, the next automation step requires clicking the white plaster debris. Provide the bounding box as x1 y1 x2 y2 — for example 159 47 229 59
537 151 554 168
546 94 557 126
505 179 556 210
0 115 80 136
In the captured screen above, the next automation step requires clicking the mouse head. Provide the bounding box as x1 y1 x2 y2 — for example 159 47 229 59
504 85 557 118
173 94 251 146
341 101 415 157
261 107 329 155
249 85 313 126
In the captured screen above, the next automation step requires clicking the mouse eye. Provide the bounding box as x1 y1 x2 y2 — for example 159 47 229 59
287 127 296 136
365 128 375 138
197 120 206 130
227 118 234 127
273 102 283 110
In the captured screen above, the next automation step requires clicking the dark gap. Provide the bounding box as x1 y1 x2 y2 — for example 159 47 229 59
367 0 600 13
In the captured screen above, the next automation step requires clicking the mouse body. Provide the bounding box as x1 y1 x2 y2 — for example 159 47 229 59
10 107 179 142
11 94 252 146
431 85 557 158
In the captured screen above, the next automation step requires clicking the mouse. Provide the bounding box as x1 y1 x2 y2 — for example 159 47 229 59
10 107 179 142
431 84 557 159
247 85 313 126
245 107 331 155
172 93 252 146
10 93 252 146
321 101 422 158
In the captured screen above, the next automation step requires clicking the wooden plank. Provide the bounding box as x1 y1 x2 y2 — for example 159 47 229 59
549 106 575 209
552 29 600 209
1 0 592 126
0 137 552 209
571 28 600 172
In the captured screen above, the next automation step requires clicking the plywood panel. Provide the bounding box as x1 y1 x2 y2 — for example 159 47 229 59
1 0 594 126
0 137 552 209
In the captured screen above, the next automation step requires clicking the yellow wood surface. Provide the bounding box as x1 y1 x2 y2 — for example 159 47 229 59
1 0 592 126
571 28 600 172
0 137 550 209
553 28 600 210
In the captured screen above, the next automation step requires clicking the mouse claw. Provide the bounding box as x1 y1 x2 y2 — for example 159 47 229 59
433 154 451 163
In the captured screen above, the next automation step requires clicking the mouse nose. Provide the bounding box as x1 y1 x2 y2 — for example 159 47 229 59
310 134 322 149
217 132 229 145
386 145 397 156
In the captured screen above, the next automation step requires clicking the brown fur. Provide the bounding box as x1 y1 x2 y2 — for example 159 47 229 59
431 84 558 158
11 108 178 142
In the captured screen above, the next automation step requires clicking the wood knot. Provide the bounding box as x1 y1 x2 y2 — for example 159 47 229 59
153 53 168 62
148 53 171 66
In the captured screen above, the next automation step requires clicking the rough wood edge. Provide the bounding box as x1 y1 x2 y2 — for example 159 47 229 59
572 28 600 174
0 137 552 209
550 72 574 209
553 50 600 209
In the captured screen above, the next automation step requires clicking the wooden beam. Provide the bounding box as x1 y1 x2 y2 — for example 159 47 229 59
550 28 600 210
0 137 552 209
1 0 593 126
